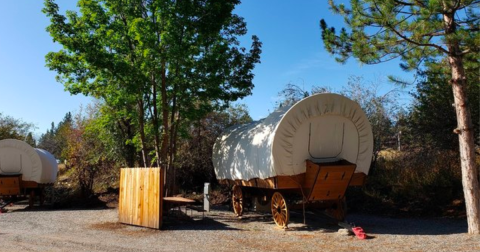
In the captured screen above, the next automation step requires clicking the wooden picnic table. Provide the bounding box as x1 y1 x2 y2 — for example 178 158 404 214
163 197 205 217
163 197 195 204
163 197 195 214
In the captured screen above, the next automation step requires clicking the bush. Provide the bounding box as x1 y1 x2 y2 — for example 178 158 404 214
347 148 465 217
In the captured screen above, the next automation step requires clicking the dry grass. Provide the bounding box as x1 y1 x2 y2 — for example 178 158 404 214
348 148 467 217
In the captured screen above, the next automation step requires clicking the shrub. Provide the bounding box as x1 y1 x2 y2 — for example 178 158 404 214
347 148 465 217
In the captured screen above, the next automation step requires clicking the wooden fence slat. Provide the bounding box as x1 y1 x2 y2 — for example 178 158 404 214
119 167 163 229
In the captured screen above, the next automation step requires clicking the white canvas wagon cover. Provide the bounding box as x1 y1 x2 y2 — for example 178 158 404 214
213 93 373 181
0 139 58 184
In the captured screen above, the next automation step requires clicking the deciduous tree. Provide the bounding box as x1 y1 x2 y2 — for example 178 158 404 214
176 104 252 191
0 113 35 142
43 0 261 195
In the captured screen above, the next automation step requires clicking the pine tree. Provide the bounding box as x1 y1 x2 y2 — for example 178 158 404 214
320 0 480 233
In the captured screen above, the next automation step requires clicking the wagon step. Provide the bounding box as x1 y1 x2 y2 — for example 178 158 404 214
338 221 367 239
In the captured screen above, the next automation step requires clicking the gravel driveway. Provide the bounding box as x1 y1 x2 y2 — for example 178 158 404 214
1 202 478 252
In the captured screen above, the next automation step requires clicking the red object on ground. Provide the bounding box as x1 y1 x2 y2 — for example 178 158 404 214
352 227 367 239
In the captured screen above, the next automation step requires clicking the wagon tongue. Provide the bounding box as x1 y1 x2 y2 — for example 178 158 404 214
338 222 367 240
0 200 13 213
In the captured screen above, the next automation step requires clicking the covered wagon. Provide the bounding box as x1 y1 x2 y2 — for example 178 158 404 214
0 139 58 206
213 93 373 227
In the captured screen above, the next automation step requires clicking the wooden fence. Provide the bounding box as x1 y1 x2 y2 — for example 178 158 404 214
119 167 164 229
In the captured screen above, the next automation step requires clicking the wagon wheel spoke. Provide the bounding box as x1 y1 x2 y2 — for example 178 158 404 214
272 201 279 209
232 185 244 216
271 192 289 228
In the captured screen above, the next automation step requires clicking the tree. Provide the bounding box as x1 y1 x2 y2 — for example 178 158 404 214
93 102 138 168
38 112 73 161
62 105 118 197
339 76 400 167
25 133 36 147
276 83 311 108
320 0 480 233
409 59 479 150
176 104 252 191
0 113 36 141
43 0 262 195
276 82 332 108
37 122 55 153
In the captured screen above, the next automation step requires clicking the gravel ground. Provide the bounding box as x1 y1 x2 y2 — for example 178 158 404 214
1 202 478 252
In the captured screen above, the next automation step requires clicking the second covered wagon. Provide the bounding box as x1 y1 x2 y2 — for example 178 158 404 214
0 139 58 207
213 93 373 227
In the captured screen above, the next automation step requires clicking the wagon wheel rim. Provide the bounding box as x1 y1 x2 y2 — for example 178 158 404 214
271 192 289 228
232 185 243 216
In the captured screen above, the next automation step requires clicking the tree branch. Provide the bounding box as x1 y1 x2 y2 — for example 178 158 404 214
393 0 415 6
371 0 450 54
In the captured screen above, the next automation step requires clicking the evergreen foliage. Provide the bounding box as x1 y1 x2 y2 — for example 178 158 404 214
320 0 480 233
409 59 480 150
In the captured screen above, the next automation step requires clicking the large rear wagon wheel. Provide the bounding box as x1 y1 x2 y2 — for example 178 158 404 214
271 192 289 228
232 185 244 216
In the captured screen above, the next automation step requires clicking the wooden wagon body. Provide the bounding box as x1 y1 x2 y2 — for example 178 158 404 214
213 94 373 227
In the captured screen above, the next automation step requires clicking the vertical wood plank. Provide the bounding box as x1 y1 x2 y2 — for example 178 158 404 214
118 167 163 229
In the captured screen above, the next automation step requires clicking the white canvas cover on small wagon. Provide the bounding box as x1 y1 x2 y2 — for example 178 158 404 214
213 93 374 181
0 139 58 184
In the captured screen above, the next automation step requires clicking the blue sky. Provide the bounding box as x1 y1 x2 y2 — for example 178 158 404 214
0 1 413 137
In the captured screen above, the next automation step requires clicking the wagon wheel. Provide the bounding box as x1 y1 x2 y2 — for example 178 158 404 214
271 192 289 228
232 185 244 216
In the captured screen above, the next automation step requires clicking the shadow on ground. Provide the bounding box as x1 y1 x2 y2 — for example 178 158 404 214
162 215 241 231
161 205 339 233
1 199 112 213
4 200 469 236
170 205 468 236
346 212 468 235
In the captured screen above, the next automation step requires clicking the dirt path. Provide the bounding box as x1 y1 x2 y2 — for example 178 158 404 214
0 203 478 252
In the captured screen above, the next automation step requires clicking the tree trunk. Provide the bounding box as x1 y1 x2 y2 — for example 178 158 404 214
160 60 173 196
168 77 179 195
150 8 161 169
151 73 161 168
137 98 148 168
443 9 480 235
449 54 480 234
117 118 135 167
